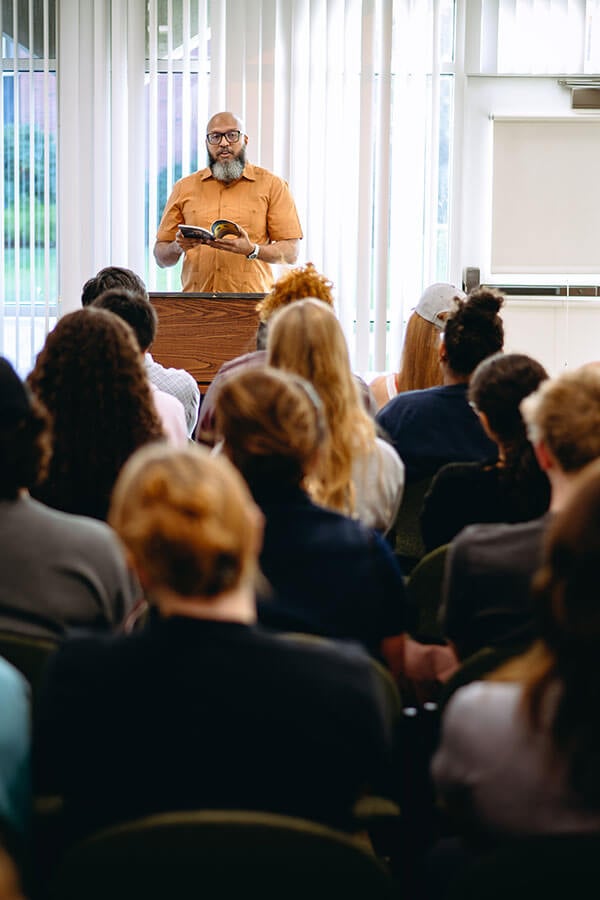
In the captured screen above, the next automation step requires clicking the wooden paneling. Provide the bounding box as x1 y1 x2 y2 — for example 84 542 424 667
149 292 264 388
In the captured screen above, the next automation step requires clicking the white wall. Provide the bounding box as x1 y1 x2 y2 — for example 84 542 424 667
453 73 600 375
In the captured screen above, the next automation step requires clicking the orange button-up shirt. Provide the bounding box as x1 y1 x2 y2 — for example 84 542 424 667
156 163 303 293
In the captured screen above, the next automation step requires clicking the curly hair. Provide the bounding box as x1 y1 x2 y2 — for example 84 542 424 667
255 262 334 325
28 308 164 520
109 442 260 598
267 298 376 516
216 366 326 490
443 287 504 377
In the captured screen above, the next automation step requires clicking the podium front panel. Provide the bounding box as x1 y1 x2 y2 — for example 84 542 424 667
149 292 264 388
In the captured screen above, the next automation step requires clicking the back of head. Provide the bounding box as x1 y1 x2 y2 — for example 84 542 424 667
109 442 260 598
81 266 148 307
443 286 504 377
0 357 51 499
267 298 353 402
397 282 465 391
91 288 158 352
469 352 549 445
256 262 334 326
521 365 600 473
27 308 163 519
216 366 326 489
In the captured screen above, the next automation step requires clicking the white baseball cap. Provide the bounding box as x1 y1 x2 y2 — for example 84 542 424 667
414 282 466 330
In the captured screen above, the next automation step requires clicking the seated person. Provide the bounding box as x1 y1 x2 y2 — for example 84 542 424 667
90 288 187 446
441 364 600 661
376 288 504 484
0 357 137 638
267 299 404 534
82 266 200 437
28 308 164 521
34 442 396 843
420 353 551 552
0 656 29 842
432 456 600 838
196 262 375 444
369 282 464 410
215 366 408 657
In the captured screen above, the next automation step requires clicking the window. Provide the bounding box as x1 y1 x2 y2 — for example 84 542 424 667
1 0 57 376
144 0 457 371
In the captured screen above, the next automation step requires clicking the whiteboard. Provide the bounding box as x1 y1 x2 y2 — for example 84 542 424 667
491 117 600 274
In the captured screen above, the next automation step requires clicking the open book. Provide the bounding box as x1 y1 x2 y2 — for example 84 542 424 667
178 220 241 241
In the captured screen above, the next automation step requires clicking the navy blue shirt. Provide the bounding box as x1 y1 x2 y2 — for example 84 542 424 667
253 481 407 656
376 382 498 484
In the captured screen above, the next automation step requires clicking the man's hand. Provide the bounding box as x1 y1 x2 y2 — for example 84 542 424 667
209 225 255 256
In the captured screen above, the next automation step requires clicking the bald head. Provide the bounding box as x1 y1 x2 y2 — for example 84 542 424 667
206 111 245 135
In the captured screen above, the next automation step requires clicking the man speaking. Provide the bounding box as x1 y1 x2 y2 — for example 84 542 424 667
153 112 303 293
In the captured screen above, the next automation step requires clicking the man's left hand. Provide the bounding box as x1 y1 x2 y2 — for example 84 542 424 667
208 225 255 256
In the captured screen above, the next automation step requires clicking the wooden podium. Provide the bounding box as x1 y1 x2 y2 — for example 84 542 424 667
149 292 264 390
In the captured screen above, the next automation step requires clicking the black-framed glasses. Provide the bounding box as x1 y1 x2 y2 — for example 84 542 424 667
206 130 242 145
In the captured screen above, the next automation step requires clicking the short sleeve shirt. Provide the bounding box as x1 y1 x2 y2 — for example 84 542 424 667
156 163 303 293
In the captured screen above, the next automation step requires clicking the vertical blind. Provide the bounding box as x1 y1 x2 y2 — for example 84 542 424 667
0 0 56 376
145 0 455 372
14 1 600 374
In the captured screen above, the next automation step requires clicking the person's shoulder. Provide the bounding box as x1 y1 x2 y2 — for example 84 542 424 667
255 628 380 691
244 163 290 189
146 356 198 389
455 514 548 550
0 656 29 701
430 460 490 490
23 496 116 544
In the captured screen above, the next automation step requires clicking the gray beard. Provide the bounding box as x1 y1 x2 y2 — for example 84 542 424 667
209 149 246 184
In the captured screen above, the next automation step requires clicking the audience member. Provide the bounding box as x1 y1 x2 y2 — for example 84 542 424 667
441 364 600 661
266 299 404 533
376 287 504 484
0 357 137 638
370 282 464 410
0 657 29 841
82 266 200 436
28 308 164 521
35 442 395 842
91 289 187 445
421 353 551 552
215 366 407 657
433 456 600 837
195 262 349 444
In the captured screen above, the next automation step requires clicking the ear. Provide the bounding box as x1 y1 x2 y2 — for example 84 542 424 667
438 341 448 363
533 439 555 473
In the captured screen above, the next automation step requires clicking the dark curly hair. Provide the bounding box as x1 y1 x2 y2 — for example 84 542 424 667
27 307 164 520
81 266 148 307
443 287 504 377
0 393 52 500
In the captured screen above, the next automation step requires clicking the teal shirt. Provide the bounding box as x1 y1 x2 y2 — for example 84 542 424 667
0 657 30 836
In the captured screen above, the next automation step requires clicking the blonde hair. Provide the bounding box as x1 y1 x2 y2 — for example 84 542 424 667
267 298 376 515
108 443 260 598
216 366 326 489
256 262 334 323
521 365 600 473
396 311 446 392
